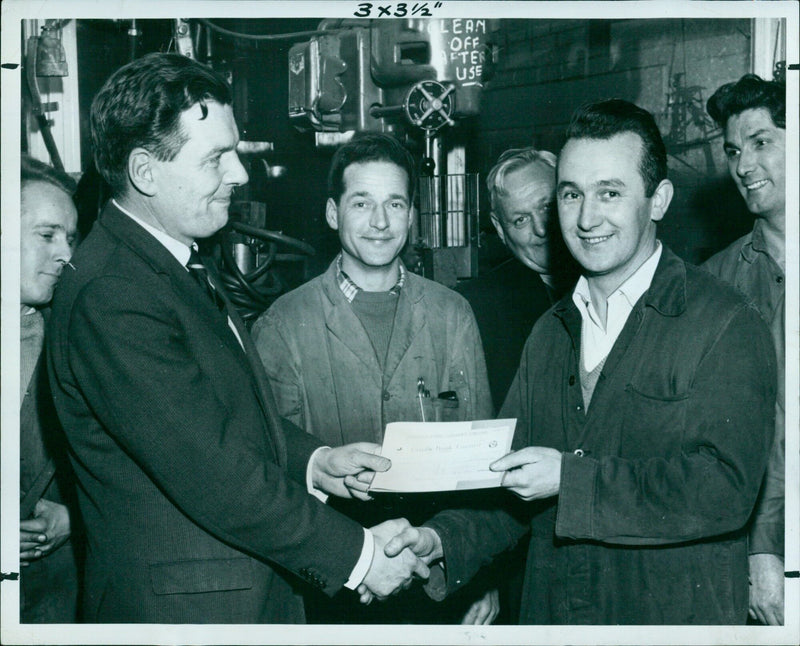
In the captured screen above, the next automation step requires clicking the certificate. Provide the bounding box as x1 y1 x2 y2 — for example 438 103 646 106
369 419 516 493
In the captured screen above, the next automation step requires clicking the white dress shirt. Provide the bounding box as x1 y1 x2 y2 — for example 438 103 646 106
572 242 662 372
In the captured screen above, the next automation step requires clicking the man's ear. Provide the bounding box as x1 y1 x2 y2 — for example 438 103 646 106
325 198 339 230
490 213 507 245
649 179 674 223
128 148 157 197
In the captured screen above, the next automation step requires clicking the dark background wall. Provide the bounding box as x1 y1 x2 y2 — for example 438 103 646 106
73 17 757 283
474 18 755 266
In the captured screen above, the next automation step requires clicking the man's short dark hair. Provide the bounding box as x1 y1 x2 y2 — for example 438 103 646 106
90 52 233 196
21 154 77 195
706 74 785 130
564 99 667 197
327 133 417 203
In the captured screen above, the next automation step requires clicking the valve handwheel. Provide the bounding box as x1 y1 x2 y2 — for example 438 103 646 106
404 80 455 131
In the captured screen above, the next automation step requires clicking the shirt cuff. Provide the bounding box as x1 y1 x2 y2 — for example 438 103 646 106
306 446 330 504
344 528 374 590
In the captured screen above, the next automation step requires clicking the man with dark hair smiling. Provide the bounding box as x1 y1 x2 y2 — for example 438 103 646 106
252 133 497 624
385 99 776 624
704 74 786 625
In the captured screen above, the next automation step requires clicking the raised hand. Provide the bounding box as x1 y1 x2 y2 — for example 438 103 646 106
312 442 390 500
490 446 562 501
360 518 430 600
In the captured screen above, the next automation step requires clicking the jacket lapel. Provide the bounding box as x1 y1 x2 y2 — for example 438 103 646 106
100 205 247 364
572 246 688 444
382 272 425 384
98 204 286 465
320 264 383 387
226 296 287 466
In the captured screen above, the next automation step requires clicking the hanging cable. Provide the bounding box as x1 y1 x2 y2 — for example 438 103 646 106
216 221 315 322
196 18 341 42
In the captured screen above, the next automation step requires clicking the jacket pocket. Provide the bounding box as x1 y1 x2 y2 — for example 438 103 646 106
619 383 689 458
149 557 254 595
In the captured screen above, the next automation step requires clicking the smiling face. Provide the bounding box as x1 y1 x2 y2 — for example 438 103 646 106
20 181 78 308
557 132 672 298
723 107 785 222
147 101 248 245
491 161 556 274
326 160 412 290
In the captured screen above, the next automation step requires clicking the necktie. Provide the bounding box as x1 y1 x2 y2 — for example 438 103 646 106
187 248 224 310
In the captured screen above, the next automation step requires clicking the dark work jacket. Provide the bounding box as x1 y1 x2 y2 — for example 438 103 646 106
426 246 776 624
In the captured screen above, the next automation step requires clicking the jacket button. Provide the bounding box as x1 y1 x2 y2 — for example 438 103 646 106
383 390 391 401
569 376 576 386
576 404 582 411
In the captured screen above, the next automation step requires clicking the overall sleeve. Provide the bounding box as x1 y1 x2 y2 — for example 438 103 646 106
251 306 307 430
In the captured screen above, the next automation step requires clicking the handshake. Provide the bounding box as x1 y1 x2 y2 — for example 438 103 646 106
358 518 443 604
310 442 444 601
312 441 501 623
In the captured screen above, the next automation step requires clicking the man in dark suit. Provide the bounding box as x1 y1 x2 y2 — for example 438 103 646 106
46 52 428 624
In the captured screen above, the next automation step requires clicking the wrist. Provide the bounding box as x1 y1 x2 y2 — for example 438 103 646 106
423 527 444 563
311 446 332 490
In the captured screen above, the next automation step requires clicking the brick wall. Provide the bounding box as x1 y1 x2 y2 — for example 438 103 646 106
471 18 755 266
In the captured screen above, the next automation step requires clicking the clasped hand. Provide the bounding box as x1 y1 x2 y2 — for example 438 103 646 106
356 522 499 624
20 498 71 565
357 522 442 604
359 518 431 601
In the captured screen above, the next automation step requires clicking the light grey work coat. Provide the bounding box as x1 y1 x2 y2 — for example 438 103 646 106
252 259 497 624
252 259 493 447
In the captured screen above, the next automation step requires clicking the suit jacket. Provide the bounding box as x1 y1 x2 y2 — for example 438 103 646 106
455 257 557 410
46 202 365 623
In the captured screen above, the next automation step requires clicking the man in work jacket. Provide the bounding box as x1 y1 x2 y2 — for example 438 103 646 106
384 99 776 624
252 133 498 625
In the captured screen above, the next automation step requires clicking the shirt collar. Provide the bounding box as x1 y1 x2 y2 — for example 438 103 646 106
335 253 406 303
744 218 784 268
573 241 662 312
112 199 193 266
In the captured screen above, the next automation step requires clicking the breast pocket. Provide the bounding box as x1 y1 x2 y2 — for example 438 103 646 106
619 382 689 459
